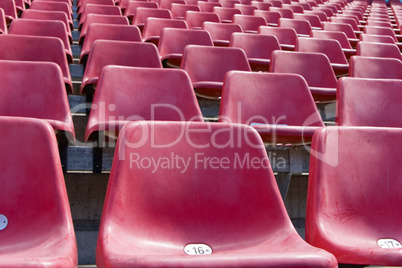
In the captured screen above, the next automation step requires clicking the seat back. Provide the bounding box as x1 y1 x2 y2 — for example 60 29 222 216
21 9 70 34
30 1 72 21
230 32 280 60
322 22 357 39
356 41 402 60
253 10 281 26
359 33 395 44
311 30 352 49
185 11 220 29
349 56 402 79
0 0 16 22
142 17 187 44
212 7 241 22
270 7 294 18
234 3 257 15
0 8 6 33
170 3 200 19
133 7 172 26
364 25 398 42
197 1 222 12
202 21 242 46
337 77 402 127
78 4 121 24
296 37 348 64
279 18 312 36
293 13 322 28
86 67 204 140
259 26 298 48
124 1 158 21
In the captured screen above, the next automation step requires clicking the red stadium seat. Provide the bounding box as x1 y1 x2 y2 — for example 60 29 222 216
337 77 402 127
78 4 121 29
232 14 267 33
259 26 298 50
212 6 241 23
0 35 73 93
124 1 158 22
253 10 281 26
296 37 349 76
234 3 258 15
30 1 72 28
321 22 359 47
85 67 203 141
142 17 187 45
270 50 337 102
185 11 220 29
304 10 328 22
132 7 172 30
270 7 294 18
251 1 272 11
96 121 337 268
80 23 142 65
170 3 200 20
219 0 240 8
219 71 324 144
348 56 402 79
359 33 396 44
202 21 242 46
158 28 213 68
197 1 222 12
0 0 16 23
9 19 73 63
356 41 402 60
81 40 162 95
229 32 281 72
306 126 402 265
278 18 312 37
180 45 251 99
158 0 185 9
311 30 356 58
77 0 114 12
0 117 77 267
293 13 322 29
282 3 304 13
0 8 6 34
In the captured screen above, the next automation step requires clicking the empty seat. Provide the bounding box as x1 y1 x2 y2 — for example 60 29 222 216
0 117 77 267
180 45 251 99
9 19 73 63
296 37 349 76
81 40 162 95
185 11 220 29
293 13 322 29
142 17 187 45
124 1 158 22
219 71 324 144
212 6 241 23
77 0 114 12
259 26 298 50
311 30 356 58
229 32 281 72
0 35 73 93
356 41 402 60
80 23 142 65
96 120 338 268
359 33 396 44
232 14 267 33
253 10 281 27
219 0 241 8
202 21 242 46
251 1 272 11
197 1 222 12
132 7 172 31
159 0 185 9
337 77 402 127
306 126 402 265
79 14 129 45
234 3 258 15
349 56 402 79
78 4 122 29
170 3 200 20
158 28 213 68
85 67 203 140
278 18 312 36
364 25 401 44
283 3 304 13
30 1 72 28
330 16 363 33
0 8 6 34
270 7 294 18
0 0 16 23
304 10 328 22
270 50 337 102
322 22 359 47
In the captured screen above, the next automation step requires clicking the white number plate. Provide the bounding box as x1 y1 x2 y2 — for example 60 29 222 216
377 239 402 249
184 244 212 255
0 214 8 231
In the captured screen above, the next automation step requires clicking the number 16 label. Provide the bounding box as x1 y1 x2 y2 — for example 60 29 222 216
184 244 213 255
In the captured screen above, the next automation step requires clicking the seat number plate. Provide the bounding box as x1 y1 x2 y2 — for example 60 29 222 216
184 244 212 255
377 239 402 249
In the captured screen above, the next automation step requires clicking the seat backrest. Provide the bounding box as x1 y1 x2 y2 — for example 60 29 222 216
293 13 321 28
219 0 241 7
296 37 348 64
258 26 298 46
283 3 304 13
330 16 360 31
229 32 280 60
304 10 328 22
86 67 204 140
270 7 294 18
234 3 257 15
185 11 220 29
132 7 172 27
311 29 352 49
212 6 241 22
232 14 267 32
0 0 18 21
359 33 395 44
364 25 398 42
356 41 402 60
349 55 402 79
30 1 72 20
142 17 187 43
219 71 324 127
124 1 158 21
180 45 251 84
322 22 357 39
279 18 312 36
0 8 6 34
0 117 77 266
170 3 200 19
197 1 222 12
202 21 243 45
253 10 281 25
337 77 402 127
251 1 272 11
82 40 162 93
158 0 185 9
21 9 70 34
78 4 121 23
270 50 337 88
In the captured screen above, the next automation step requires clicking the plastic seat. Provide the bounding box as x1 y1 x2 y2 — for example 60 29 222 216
80 23 142 65
21 9 72 43
234 3 258 15
229 32 281 72
158 28 213 68
349 56 402 79
312 6 334 17
78 4 122 29
185 11 220 29
77 0 114 13
219 0 240 8
30 1 72 29
212 7 241 23
197 1 222 12
124 1 158 22
0 35 73 93
96 120 338 268
86 67 203 140
0 8 6 34
364 25 401 44
232 14 267 33
118 0 152 14
0 117 77 267
359 33 396 43
253 10 281 26
322 21 359 47
180 45 251 99
296 37 349 76
9 19 73 63
79 14 129 45
270 7 293 18
0 0 16 23
293 13 322 28
356 41 402 60
170 3 200 20
159 0 185 9
219 71 324 144
330 16 363 33
304 10 328 22
306 126 402 265
311 30 356 58
282 3 304 14
258 26 298 50
142 17 187 45
337 77 402 127
270 50 337 102
202 21 242 46
132 7 172 30
278 18 312 36
266 0 283 7
81 40 162 94
251 1 272 11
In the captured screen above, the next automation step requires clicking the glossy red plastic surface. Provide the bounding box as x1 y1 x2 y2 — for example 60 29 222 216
212 7 241 23
185 11 220 29
78 4 121 29
306 126 402 265
197 1 222 12
80 23 141 64
356 41 402 60
202 21 242 47
359 33 396 44
96 121 337 268
124 1 158 21
279 18 312 36
253 10 281 26
229 32 280 72
0 117 77 267
30 1 72 24
0 0 17 23
158 28 213 67
232 14 267 33
0 34 72 93
258 26 298 50
180 45 251 99
86 66 203 140
337 77 402 127
0 8 6 34
170 4 200 20
132 7 171 29
219 71 324 144
81 40 162 94
293 13 322 28
270 50 337 102
142 17 187 45
349 55 402 79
